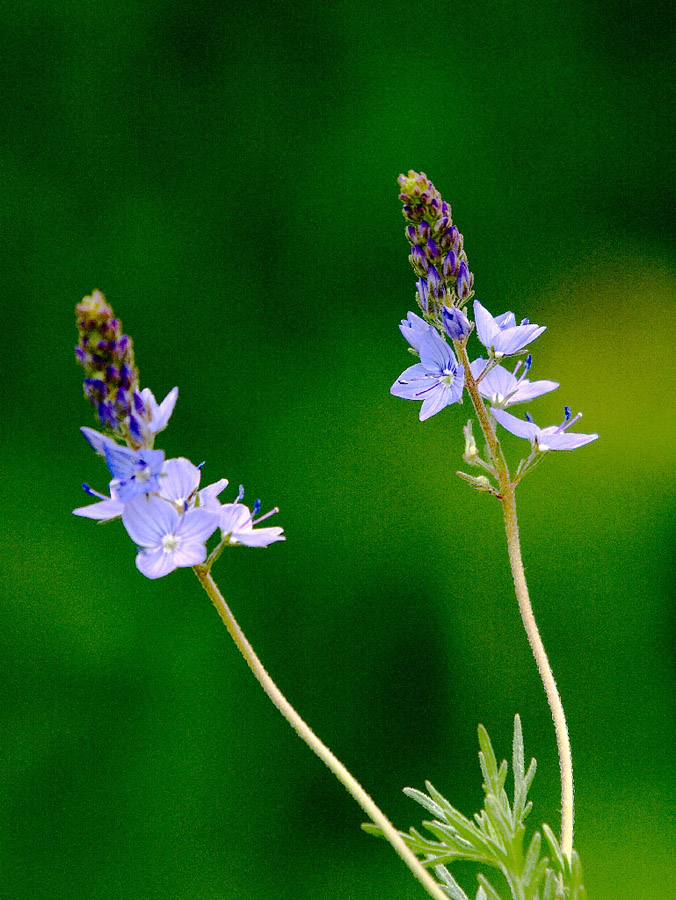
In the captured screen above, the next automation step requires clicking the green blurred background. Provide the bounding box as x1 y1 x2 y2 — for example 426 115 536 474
1 0 674 897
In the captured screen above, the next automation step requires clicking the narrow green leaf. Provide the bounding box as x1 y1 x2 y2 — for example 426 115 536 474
521 830 541 885
542 866 566 900
496 759 509 795
362 822 442 863
425 782 472 823
569 849 587 899
434 865 471 900
404 786 447 820
541 823 565 874
475 887 488 900
422 784 484 840
531 856 551 890
524 758 537 791
476 873 505 900
361 822 427 857
478 724 499 786
423 821 476 852
512 715 525 783
512 715 526 822
543 869 557 900
483 795 512 848
402 827 456 860
422 820 495 861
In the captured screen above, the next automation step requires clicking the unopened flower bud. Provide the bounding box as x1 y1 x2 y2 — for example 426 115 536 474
442 250 458 281
462 420 479 462
456 261 473 300
442 305 472 340
415 278 430 313
456 471 494 493
409 245 429 276
427 265 444 301
426 238 439 262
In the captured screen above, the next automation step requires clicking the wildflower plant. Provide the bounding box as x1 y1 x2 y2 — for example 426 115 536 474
72 290 453 900
379 170 595 897
72 169 595 900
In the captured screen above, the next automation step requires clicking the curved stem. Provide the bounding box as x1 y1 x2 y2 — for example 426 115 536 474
454 341 574 861
499 487 574 861
193 566 450 900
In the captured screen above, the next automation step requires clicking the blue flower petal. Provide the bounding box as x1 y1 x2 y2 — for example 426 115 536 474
418 328 458 373
419 384 452 420
136 548 178 579
491 408 540 440
391 377 436 400
399 312 431 351
492 324 546 356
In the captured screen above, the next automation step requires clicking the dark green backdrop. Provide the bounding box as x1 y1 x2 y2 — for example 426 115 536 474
1 1 674 898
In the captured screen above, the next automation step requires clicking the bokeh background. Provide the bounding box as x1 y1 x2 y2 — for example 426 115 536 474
1 1 674 898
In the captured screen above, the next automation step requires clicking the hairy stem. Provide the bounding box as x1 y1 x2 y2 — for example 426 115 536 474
455 342 574 861
193 566 450 900
499 486 574 861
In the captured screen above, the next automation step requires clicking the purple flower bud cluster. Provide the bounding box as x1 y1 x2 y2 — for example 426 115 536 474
398 170 474 317
75 290 147 446
73 296 285 578
392 175 598 449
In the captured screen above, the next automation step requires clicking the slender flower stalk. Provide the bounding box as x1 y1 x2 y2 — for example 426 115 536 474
455 339 575 862
193 565 452 900
73 292 451 899
394 172 583 865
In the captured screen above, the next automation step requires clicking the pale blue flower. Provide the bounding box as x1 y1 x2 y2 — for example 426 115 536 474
205 485 285 547
492 406 598 450
219 499 285 547
470 356 558 408
391 327 464 421
103 443 165 502
122 495 219 578
399 311 432 351
474 299 545 357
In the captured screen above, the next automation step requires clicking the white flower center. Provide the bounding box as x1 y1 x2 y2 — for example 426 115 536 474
136 466 151 483
162 533 180 553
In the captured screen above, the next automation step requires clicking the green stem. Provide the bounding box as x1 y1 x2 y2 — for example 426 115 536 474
455 342 574 862
499 485 574 861
193 566 450 900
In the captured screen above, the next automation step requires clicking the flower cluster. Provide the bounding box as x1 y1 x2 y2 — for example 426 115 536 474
75 291 144 448
398 169 474 320
74 294 284 578
392 172 597 454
